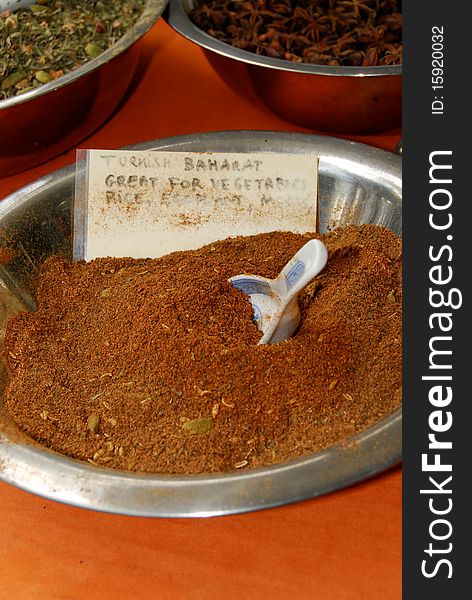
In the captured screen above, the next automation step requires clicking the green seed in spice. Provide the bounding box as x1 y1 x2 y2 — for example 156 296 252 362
17 85 35 95
387 291 396 303
87 414 100 433
182 417 213 436
85 43 102 58
1 71 27 91
30 4 52 16
34 71 52 84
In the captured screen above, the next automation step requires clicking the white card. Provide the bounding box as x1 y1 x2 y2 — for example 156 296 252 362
74 149 319 260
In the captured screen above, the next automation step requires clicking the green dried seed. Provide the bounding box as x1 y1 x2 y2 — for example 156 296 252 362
387 291 396 303
35 70 52 84
100 288 111 298
30 4 51 15
1 71 27 91
87 414 100 433
30 2 51 14
17 86 35 95
85 43 102 58
182 417 213 436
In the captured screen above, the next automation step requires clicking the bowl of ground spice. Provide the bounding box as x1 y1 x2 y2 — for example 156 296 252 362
0 0 168 177
167 0 402 134
0 131 401 516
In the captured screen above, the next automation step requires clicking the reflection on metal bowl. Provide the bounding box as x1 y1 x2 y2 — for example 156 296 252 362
0 0 168 178
0 131 401 517
167 0 402 134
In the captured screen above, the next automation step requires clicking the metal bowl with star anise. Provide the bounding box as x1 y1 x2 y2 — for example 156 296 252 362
167 0 402 133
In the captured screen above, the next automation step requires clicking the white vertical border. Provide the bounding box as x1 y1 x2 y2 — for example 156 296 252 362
73 149 90 261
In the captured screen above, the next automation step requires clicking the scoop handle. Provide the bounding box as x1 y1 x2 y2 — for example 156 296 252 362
274 239 328 300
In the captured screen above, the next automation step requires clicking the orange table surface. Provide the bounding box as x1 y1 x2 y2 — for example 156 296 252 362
0 19 401 600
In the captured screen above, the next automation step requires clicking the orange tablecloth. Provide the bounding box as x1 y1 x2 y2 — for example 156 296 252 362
0 19 401 600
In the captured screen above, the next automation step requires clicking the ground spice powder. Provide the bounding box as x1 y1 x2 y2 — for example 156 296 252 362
3 224 402 474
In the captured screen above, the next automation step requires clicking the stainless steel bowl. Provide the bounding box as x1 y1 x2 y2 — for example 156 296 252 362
0 0 168 178
0 131 401 517
167 0 402 134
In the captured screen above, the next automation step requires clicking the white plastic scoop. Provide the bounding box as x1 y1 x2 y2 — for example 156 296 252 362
0 1 34 11
229 239 328 345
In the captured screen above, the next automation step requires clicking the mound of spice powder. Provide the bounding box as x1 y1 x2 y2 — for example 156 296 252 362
3 224 402 474
190 0 402 66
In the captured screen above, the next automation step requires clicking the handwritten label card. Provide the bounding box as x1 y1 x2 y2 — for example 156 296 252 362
74 149 319 260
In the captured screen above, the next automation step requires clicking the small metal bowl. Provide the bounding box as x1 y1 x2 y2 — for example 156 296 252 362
167 0 402 134
0 131 401 517
0 0 168 178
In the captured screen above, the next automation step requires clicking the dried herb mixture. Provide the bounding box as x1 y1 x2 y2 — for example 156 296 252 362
190 0 402 66
0 0 145 99
3 225 402 474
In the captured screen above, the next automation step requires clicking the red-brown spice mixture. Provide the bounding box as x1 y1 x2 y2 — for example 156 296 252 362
3 225 402 474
